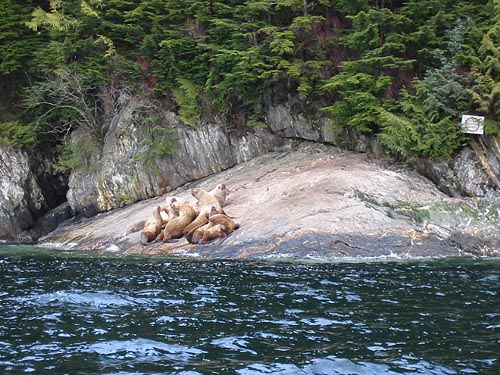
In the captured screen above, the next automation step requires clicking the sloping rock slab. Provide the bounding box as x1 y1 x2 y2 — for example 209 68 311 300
40 143 499 259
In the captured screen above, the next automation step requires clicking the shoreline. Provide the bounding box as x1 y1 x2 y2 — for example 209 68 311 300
1 243 493 264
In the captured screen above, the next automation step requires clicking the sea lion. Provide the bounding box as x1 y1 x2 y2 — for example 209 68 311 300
187 225 204 244
200 224 228 244
186 209 239 244
187 223 228 244
141 206 163 245
159 201 197 242
182 201 232 235
208 212 239 233
191 187 224 215
186 222 222 244
182 210 209 236
188 188 225 237
160 196 181 221
209 183 229 207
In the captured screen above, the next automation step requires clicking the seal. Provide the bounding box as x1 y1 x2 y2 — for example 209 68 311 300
141 206 163 245
159 201 197 242
186 223 223 244
209 184 229 207
199 224 228 244
185 209 239 244
209 212 239 232
188 188 225 238
160 196 181 222
182 210 209 237
191 187 223 213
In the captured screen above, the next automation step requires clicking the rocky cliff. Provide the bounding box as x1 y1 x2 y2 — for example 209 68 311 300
66 99 285 216
0 145 69 242
0 145 47 240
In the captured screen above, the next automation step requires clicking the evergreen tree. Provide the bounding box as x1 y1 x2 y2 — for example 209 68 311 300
0 0 494 164
0 0 42 75
469 0 500 134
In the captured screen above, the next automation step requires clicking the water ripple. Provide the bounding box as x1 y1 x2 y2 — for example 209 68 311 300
14 290 137 309
83 338 206 361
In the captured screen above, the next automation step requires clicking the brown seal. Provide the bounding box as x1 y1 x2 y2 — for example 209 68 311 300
188 188 225 238
199 224 228 244
186 223 222 244
159 201 197 242
141 206 163 245
209 212 239 232
182 210 209 237
182 203 230 238
186 210 239 244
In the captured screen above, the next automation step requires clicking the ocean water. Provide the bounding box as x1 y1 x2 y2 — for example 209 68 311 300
0 245 499 374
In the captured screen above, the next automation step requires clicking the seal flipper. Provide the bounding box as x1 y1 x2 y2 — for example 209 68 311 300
141 233 154 246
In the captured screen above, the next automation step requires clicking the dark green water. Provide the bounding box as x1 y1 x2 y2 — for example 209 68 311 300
0 246 499 375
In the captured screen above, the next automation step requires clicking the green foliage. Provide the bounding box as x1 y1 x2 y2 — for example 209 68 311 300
484 119 500 136
23 66 104 139
322 73 392 133
377 20 471 160
341 8 416 75
417 19 472 118
336 0 369 16
0 0 44 75
0 120 42 148
1 0 498 166
379 91 465 160
25 0 80 32
136 122 179 172
173 78 202 127
468 0 500 132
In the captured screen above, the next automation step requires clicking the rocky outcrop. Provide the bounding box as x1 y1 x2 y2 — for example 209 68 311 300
266 104 381 153
0 145 70 242
0 145 47 241
415 136 500 199
4 98 499 252
66 99 285 215
40 143 499 258
65 100 500 217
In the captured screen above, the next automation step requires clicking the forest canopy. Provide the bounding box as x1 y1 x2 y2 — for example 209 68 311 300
1 0 499 163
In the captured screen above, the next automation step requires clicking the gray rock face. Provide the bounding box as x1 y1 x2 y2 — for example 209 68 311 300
415 137 500 199
266 105 377 152
0 145 47 240
66 100 285 215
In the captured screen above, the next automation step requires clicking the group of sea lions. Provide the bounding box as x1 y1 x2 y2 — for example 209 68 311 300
141 184 239 245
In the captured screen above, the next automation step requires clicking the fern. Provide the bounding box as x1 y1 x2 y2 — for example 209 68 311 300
379 93 464 160
136 125 179 172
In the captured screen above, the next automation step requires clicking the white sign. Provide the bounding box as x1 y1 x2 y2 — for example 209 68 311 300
461 115 484 134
